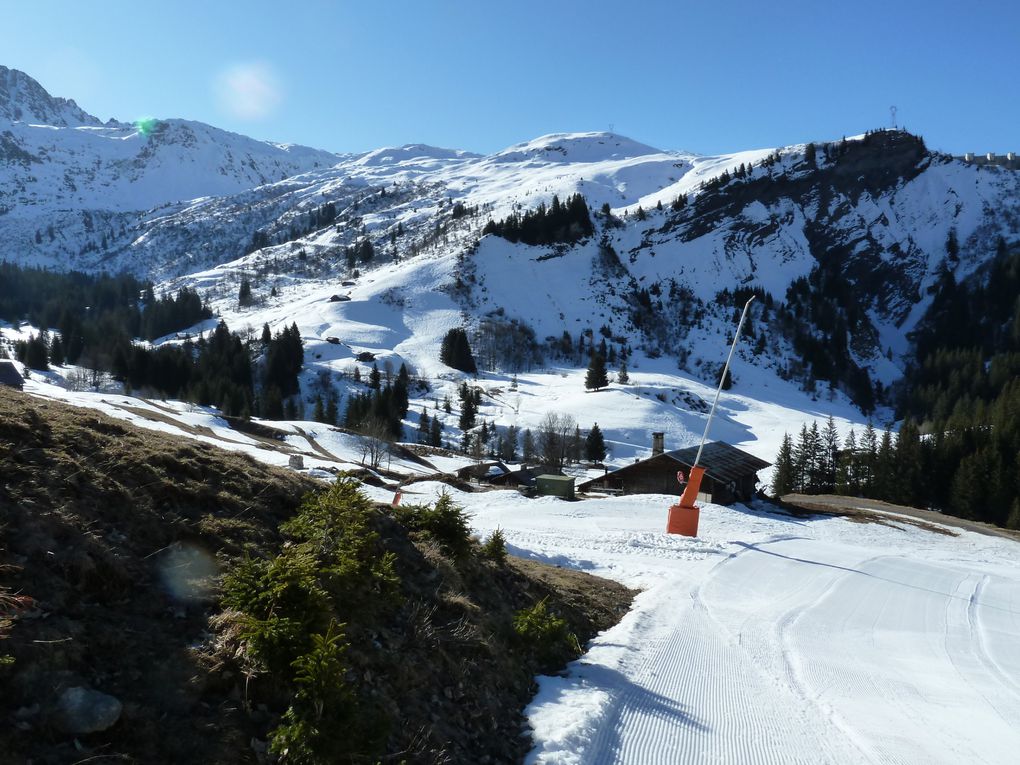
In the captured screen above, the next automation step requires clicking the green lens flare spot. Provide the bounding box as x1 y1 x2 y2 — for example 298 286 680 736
134 117 160 137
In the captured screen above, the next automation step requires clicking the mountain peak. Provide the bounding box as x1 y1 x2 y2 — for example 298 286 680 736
490 131 667 164
0 65 103 127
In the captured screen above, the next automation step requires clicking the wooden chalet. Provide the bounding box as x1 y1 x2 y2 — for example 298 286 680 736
578 441 770 505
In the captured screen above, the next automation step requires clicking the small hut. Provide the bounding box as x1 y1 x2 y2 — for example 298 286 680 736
578 441 769 504
536 474 575 500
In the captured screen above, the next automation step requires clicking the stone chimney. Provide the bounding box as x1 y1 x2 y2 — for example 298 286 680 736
652 432 665 456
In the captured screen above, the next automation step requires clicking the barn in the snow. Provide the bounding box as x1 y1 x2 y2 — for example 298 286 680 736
578 439 770 505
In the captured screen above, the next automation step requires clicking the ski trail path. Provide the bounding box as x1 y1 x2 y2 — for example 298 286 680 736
523 531 1020 765
393 484 1020 765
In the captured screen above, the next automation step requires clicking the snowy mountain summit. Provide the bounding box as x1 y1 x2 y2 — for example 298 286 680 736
0 65 103 126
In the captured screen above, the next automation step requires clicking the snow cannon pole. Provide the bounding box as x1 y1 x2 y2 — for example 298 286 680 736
668 295 755 536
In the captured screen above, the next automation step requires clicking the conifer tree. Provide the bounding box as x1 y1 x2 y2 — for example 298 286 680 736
522 428 536 462
417 408 430 444
836 429 858 495
585 353 609 391
822 415 839 492
617 361 629 385
772 433 796 497
585 423 607 463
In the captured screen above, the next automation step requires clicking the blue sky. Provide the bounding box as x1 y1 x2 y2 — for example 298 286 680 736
5 1 1018 156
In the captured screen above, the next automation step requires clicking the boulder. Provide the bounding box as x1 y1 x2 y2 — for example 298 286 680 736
55 686 122 734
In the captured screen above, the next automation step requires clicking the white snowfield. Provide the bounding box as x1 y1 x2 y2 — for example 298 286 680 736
396 482 1020 765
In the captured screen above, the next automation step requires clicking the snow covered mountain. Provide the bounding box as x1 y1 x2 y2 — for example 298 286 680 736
4 66 1020 423
0 65 337 259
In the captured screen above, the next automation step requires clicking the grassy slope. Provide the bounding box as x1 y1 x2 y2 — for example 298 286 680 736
0 388 633 763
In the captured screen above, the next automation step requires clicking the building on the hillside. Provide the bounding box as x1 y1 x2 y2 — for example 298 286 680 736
490 464 562 489
455 460 509 483
0 360 25 391
578 440 770 505
536 474 575 500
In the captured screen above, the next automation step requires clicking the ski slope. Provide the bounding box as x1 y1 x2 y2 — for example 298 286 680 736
393 482 1020 765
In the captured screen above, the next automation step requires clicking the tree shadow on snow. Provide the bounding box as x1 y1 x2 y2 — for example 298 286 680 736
551 663 710 764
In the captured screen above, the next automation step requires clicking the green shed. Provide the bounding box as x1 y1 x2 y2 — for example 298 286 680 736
535 474 575 500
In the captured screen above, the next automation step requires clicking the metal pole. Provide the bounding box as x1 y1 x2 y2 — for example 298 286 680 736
692 295 755 468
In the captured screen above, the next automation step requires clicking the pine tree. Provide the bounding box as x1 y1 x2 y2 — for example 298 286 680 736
874 430 896 500
836 429 858 495
861 422 878 495
617 361 629 385
49 336 65 366
417 408 430 444
585 353 609 391
822 415 839 492
429 416 442 447
440 327 477 374
585 423 607 463
238 278 253 307
522 428 536 462
458 396 476 431
502 424 518 461
568 425 582 464
772 433 796 497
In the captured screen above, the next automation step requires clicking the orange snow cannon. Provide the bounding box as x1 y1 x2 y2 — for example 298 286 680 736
667 465 704 536
665 294 755 538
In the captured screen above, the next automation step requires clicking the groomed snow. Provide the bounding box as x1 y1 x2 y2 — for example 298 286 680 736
400 482 1020 765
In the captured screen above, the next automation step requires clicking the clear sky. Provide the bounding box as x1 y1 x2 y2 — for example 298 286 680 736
5 0 1018 156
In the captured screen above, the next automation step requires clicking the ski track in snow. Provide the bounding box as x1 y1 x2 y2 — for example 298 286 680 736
434 485 1020 765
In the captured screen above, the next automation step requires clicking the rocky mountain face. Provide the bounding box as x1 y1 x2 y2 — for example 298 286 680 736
3 66 1019 412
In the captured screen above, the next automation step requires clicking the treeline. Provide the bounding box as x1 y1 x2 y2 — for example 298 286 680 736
772 411 1019 528
248 201 338 253
343 363 411 440
107 321 304 419
875 235 1020 527
481 193 594 246
0 262 211 350
775 266 878 412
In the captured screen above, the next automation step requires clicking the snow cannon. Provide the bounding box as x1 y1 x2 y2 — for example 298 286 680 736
667 466 704 536
666 294 755 537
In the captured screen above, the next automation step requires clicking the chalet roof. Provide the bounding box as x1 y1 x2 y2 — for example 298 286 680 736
0 360 24 388
662 442 771 484
535 474 575 484
578 441 770 489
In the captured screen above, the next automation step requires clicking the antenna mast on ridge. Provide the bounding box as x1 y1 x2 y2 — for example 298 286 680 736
890 105 898 130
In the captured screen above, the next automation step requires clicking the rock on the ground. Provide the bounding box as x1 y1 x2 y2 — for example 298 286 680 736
55 686 123 734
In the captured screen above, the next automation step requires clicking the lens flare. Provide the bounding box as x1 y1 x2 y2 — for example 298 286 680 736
134 117 160 137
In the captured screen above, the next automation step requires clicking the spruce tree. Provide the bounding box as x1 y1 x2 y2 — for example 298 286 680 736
585 423 607 463
522 428 536 462
585 353 609 391
772 433 796 497
417 408 430 444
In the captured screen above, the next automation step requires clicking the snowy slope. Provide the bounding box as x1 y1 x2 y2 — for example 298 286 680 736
399 482 1020 765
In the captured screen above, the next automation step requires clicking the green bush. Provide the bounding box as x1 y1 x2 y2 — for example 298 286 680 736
269 621 355 764
222 546 331 671
481 528 508 562
512 598 580 671
220 477 400 762
393 491 473 559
